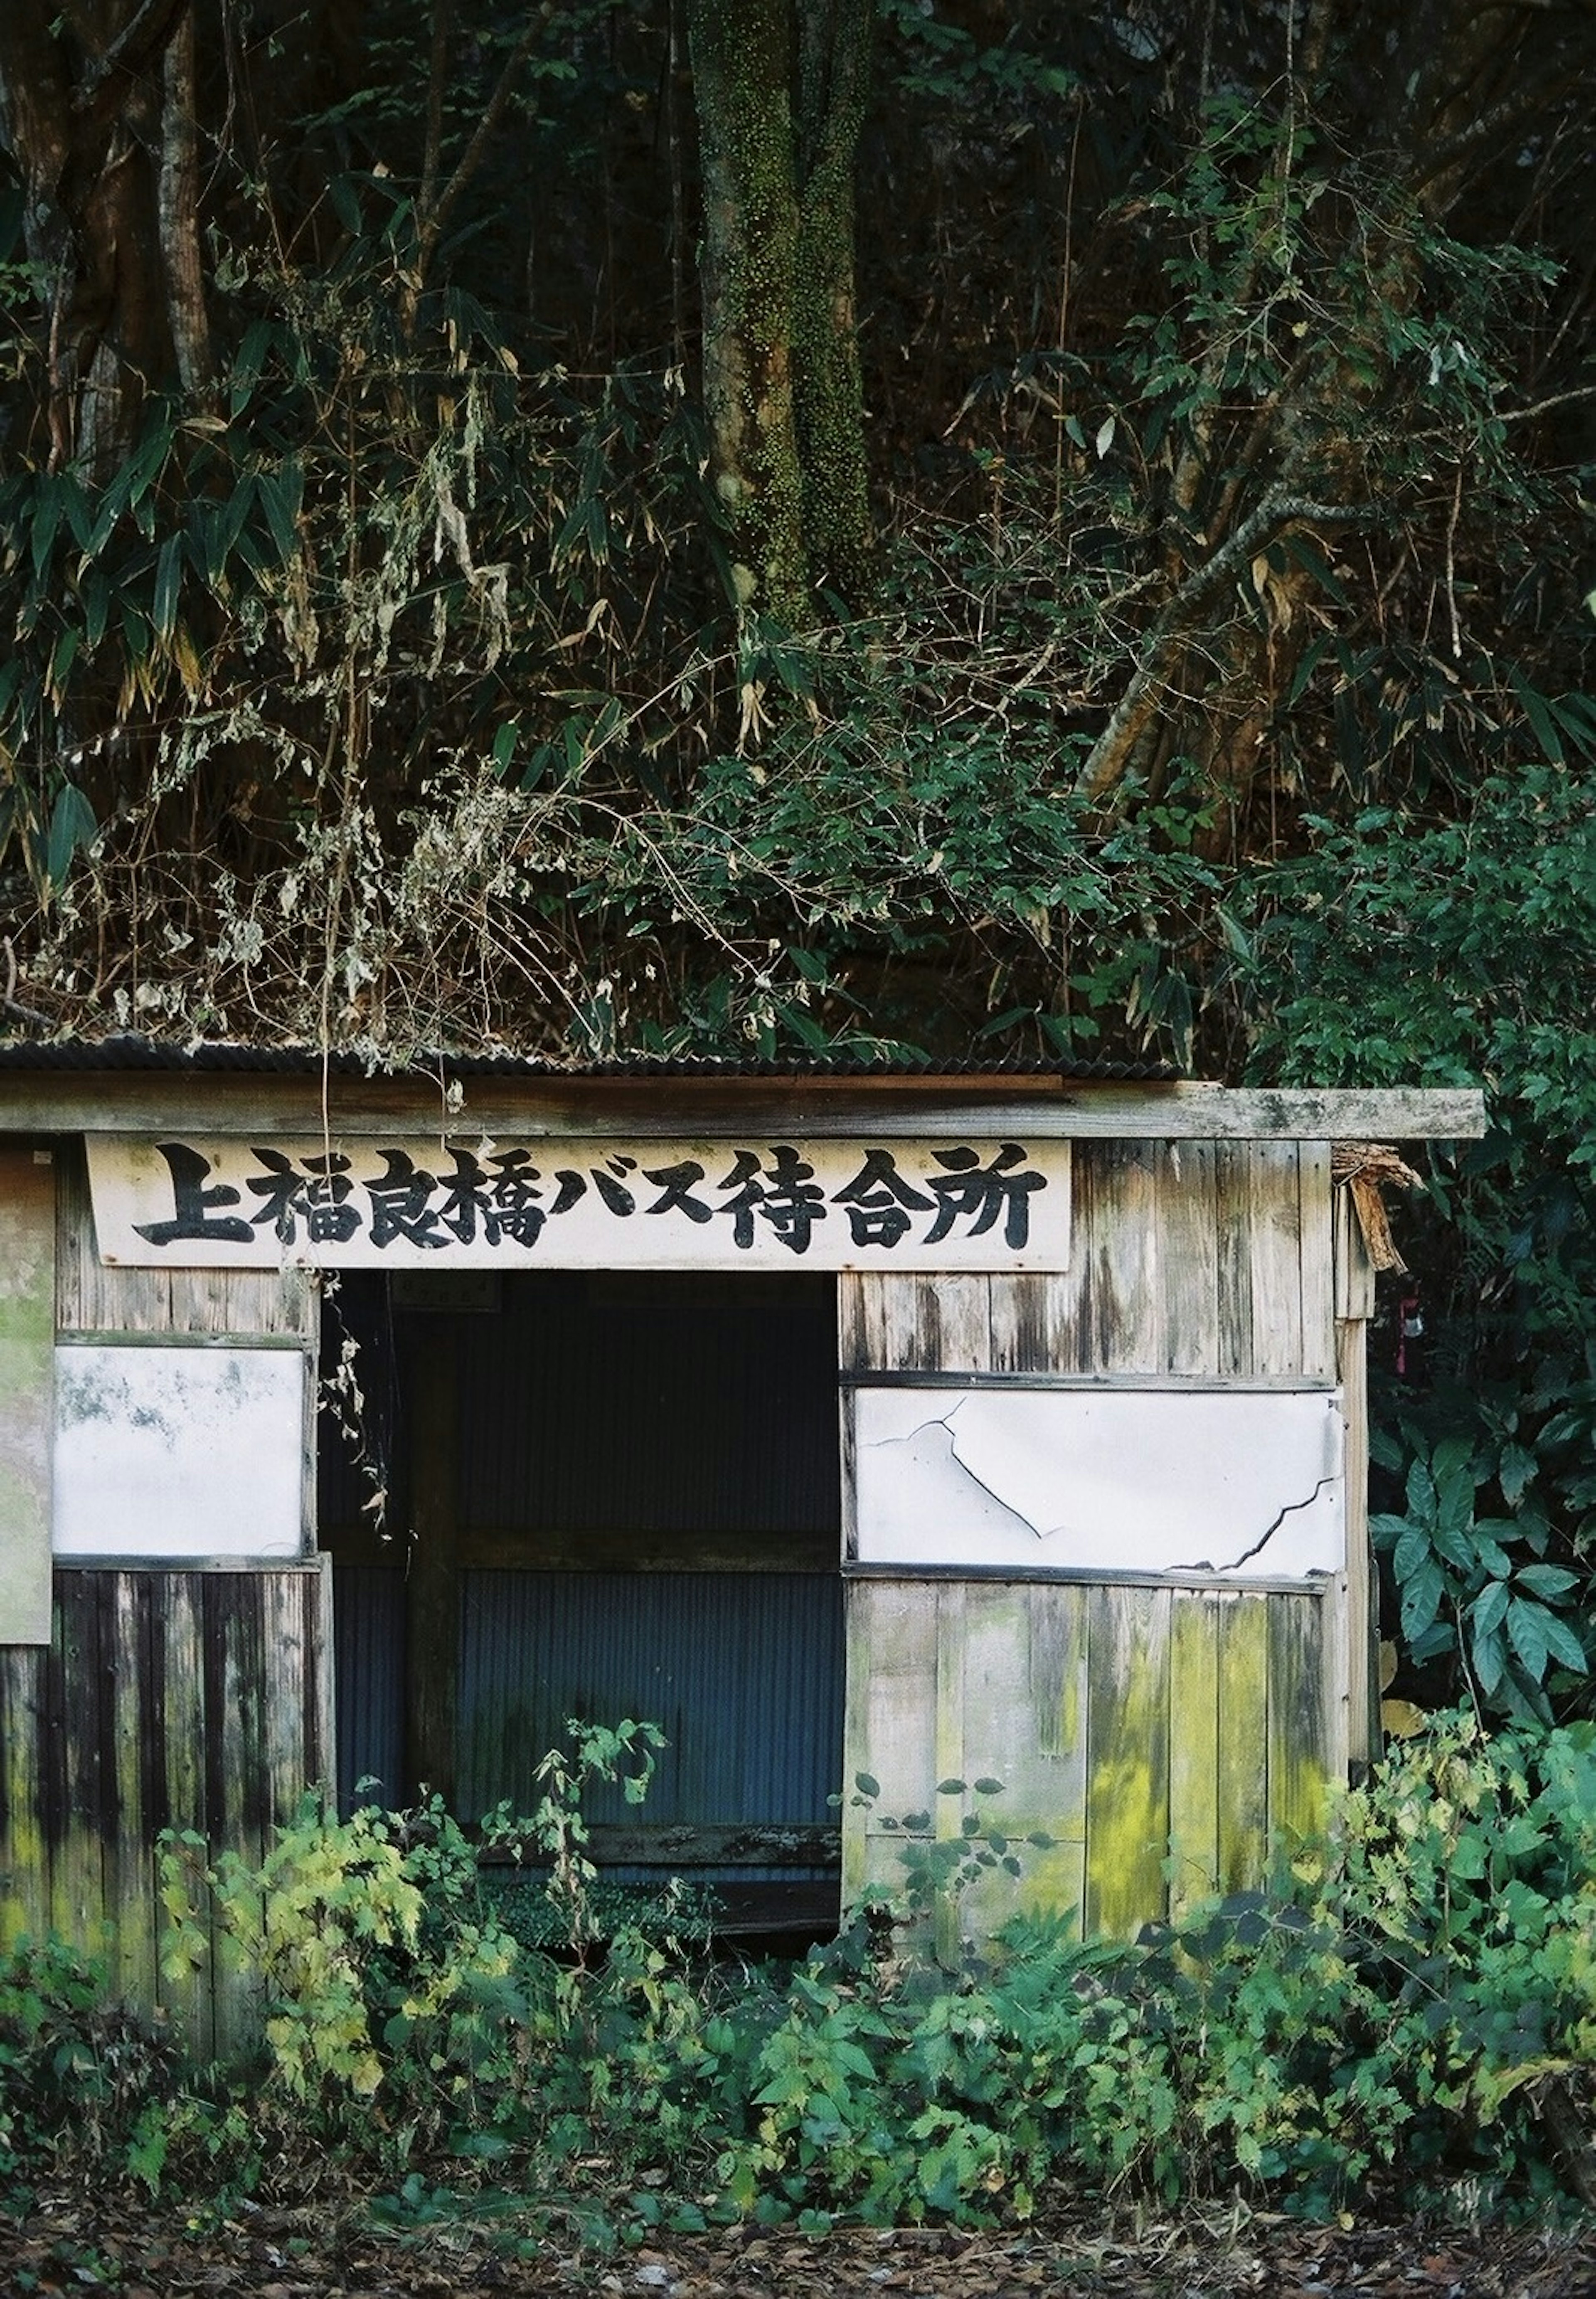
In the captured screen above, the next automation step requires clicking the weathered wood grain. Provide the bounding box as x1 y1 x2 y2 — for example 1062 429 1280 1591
1297 1144 1335 1382
1159 1142 1219 1376
0 1072 1486 1139
1086 1143 1163 1372
1337 1320 1378 1773
0 1148 54 1644
0 1568 328 2048
1333 1185 1378 1322
1216 1595 1269 1894
1247 1143 1305 1377
1168 1592 1221 1918
1084 1584 1171 1939
1214 1141 1255 1379
109 1575 156 2013
1268 1593 1328 1855
0 1644 47 1948
934 1585 968 1960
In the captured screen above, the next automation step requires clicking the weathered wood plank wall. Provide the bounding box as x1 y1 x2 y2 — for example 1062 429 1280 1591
0 1565 331 2048
0 1148 331 2042
841 1139 1345 1939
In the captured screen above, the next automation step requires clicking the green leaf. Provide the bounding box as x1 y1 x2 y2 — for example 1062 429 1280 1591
1498 1442 1537 1507
153 532 182 643
1400 1558 1446 1643
1539 1612 1587 1673
1393 1523 1432 1584
853 1772 879 1799
1515 1564 1578 1600
1472 1624 1506 1697
1472 1580 1510 1636
45 782 97 891
258 464 303 562
1506 1597 1549 1683
1510 668 1564 765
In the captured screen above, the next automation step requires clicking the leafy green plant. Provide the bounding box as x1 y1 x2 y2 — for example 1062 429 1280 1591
1372 1429 1586 1718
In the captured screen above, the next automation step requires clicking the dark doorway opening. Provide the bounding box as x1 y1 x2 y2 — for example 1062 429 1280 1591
320 1270 844 1933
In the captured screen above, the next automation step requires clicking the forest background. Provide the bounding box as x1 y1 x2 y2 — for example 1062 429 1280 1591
0 0 1595 1720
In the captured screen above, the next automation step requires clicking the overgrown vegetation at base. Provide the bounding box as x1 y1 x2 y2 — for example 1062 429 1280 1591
5 1713 1596 2229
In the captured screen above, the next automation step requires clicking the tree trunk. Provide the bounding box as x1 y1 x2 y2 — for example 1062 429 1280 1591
687 0 809 624
793 0 872 597
688 0 872 626
0 0 209 469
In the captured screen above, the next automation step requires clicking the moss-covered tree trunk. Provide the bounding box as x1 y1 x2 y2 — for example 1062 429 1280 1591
688 0 809 624
793 0 872 598
688 0 871 626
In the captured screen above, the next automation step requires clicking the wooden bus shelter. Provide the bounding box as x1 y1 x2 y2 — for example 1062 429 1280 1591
0 1044 1483 2045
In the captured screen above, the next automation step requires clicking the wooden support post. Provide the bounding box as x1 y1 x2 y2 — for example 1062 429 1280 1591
404 1331 459 1810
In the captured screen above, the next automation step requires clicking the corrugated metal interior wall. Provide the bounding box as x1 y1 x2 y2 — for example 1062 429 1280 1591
324 1274 844 1892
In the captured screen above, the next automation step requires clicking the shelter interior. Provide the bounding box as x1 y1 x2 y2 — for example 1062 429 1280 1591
319 1271 847 1930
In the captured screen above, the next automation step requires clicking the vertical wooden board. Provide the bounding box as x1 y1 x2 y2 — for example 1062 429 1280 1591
837 1273 879 1373
0 1646 49 1948
1084 1143 1163 1374
1247 1143 1305 1377
1020 1583 1089 1930
960 1584 1032 1806
1028 1581 1089 1795
1167 1593 1220 1920
1215 1593 1269 1895
1333 1188 1378 1323
261 1572 313 1826
1337 1320 1377 1772
931 1276 993 1373
841 1582 872 1902
0 1148 54 1644
406 1331 460 1808
1297 1144 1335 1382
843 1582 938 1902
310 1554 336 1792
988 1276 1051 1373
49 1573 109 1958
1158 1141 1220 1376
1268 1594 1328 1861
156 1573 213 2061
1214 1141 1254 1379
209 1577 268 2061
934 1584 965 1960
108 1574 158 2014
1084 1584 1170 1940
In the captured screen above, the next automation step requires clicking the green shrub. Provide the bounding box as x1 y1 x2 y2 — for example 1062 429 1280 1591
11 1710 1596 2223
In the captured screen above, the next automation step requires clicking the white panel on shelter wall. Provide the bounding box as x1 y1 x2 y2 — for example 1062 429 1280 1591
851 1387 1344 1580
53 1345 305 1558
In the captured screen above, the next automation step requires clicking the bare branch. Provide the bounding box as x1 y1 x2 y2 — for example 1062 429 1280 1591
1076 491 1380 802
417 13 544 285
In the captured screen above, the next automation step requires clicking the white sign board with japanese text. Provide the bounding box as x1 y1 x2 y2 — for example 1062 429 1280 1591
86 1135 1071 1272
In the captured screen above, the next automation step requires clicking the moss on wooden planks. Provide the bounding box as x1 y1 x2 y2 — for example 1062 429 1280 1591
844 1575 1332 1945
0 1568 328 2049
0 1150 54 1644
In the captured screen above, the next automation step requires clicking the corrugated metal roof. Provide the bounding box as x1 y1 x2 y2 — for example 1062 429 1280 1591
0 1031 1179 1082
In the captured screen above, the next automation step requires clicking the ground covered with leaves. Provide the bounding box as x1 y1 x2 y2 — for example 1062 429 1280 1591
6 2192 1596 2299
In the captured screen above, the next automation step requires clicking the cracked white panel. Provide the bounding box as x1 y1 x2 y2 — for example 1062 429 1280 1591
53 1345 305 1558
852 1388 1344 1579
